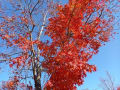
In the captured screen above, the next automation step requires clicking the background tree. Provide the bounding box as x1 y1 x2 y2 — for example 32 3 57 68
99 71 120 90
100 72 116 90
0 0 119 90
0 0 57 89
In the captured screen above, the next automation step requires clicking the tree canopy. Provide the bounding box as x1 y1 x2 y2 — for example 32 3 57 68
0 0 119 90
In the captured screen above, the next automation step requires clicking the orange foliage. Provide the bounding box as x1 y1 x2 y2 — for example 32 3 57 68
42 0 114 89
0 0 115 89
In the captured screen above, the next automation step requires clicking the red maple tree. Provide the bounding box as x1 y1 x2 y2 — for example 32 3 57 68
0 0 118 89
118 86 120 90
42 0 115 89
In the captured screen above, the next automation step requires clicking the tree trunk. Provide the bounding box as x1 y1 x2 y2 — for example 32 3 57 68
32 59 42 90
34 74 41 90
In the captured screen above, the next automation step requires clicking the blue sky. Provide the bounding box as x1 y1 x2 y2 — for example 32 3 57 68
0 0 120 90
78 33 120 89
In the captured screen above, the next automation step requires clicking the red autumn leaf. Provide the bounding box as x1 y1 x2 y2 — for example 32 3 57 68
9 64 13 68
